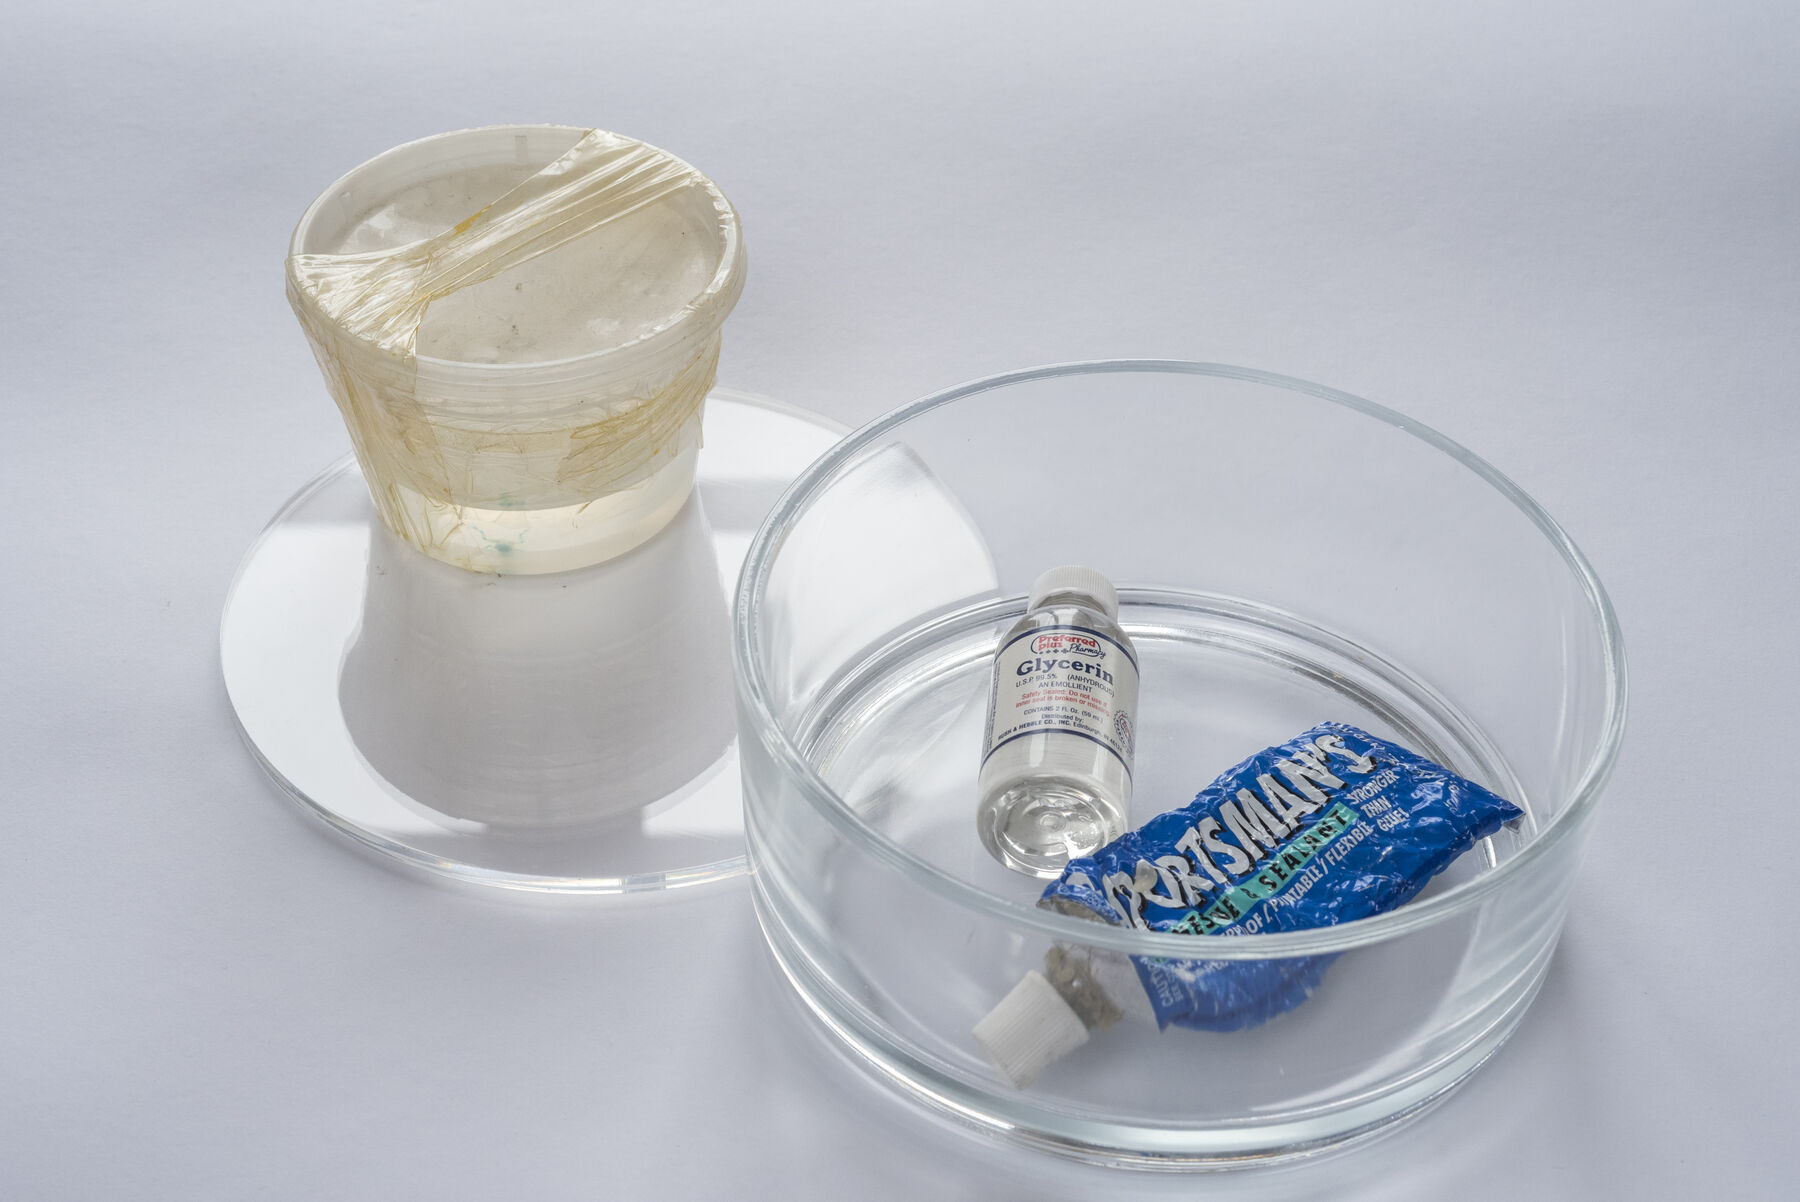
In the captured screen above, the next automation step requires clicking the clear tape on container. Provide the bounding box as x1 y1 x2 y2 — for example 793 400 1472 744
286 129 740 570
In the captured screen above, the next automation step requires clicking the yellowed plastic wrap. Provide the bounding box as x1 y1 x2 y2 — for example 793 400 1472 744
286 127 745 574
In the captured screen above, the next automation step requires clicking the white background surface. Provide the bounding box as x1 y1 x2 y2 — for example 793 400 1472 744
4 2 1797 1197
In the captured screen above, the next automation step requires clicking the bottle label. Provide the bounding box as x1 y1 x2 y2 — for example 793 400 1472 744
983 624 1139 775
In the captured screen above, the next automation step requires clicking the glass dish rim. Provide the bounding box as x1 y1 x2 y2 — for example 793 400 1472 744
733 360 1627 960
287 123 746 377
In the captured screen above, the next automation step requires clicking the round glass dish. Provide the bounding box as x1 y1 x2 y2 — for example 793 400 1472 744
733 362 1625 1166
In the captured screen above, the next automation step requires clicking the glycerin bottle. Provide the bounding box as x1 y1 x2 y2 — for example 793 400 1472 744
977 566 1138 877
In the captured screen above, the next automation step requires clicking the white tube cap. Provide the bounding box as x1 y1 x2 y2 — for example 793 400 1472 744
1027 565 1118 620
972 970 1090 1089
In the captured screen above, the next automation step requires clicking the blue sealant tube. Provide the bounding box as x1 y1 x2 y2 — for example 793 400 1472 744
1039 722 1523 1031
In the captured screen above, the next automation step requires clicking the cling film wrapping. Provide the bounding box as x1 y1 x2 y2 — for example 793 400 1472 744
285 129 740 560
1040 722 1523 1030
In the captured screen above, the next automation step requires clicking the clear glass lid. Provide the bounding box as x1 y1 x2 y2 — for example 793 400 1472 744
221 389 990 893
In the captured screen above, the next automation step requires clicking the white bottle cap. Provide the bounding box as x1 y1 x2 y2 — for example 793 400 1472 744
972 970 1091 1089
1027 565 1118 620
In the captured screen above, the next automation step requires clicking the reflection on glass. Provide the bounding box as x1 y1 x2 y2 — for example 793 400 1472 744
340 495 734 831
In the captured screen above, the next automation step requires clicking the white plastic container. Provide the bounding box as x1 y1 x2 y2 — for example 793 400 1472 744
287 125 746 574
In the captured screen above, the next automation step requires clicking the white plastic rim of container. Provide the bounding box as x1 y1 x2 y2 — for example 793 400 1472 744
287 125 747 575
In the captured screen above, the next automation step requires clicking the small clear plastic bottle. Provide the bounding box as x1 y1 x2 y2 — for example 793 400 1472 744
977 566 1139 877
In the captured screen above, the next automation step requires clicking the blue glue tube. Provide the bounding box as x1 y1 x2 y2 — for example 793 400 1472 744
972 723 1522 1087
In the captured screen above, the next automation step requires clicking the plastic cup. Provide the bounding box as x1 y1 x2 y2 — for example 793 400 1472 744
287 125 745 575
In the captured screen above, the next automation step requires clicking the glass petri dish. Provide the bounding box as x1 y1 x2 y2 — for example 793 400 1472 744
221 389 994 893
734 362 1626 1165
